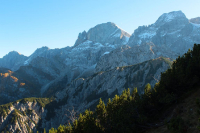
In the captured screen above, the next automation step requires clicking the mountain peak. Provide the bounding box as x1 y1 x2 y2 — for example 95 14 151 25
155 10 187 25
74 31 87 47
33 46 50 53
8 51 21 56
87 22 130 44
87 22 122 33
2 51 27 59
74 22 130 47
0 51 28 71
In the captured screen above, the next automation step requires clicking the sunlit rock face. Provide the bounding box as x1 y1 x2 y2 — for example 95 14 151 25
0 100 46 133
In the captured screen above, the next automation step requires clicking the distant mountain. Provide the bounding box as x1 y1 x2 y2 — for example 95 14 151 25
0 51 28 71
128 11 200 55
96 11 200 72
190 17 200 24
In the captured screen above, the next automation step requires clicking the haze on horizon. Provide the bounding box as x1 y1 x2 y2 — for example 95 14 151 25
0 0 199 58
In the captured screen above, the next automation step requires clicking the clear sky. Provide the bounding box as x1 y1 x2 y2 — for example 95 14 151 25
0 0 199 58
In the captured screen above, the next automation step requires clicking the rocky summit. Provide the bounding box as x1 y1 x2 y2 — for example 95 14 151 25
0 10 200 132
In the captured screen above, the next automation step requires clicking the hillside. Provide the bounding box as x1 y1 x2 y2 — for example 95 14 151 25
0 98 52 133
147 87 200 133
0 57 171 132
0 68 42 105
46 44 200 133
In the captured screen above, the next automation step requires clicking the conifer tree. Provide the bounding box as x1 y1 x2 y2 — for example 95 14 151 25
144 83 151 95
96 98 106 126
44 128 46 133
57 125 64 133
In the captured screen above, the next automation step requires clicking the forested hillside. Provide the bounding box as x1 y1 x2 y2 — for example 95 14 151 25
47 44 200 133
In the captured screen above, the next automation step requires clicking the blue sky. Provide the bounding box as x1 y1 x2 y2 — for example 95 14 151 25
0 0 199 58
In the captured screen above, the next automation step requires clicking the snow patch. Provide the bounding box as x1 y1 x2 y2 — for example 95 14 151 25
163 14 175 22
93 42 104 47
105 43 116 48
169 30 181 35
24 61 29 65
139 32 156 39
113 33 121 37
138 40 142 45
115 24 127 32
72 40 107 51
72 40 93 50
110 29 120 37
103 52 110 55
24 58 32 65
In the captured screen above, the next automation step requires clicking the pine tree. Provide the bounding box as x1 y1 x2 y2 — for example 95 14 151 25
57 125 64 133
96 98 106 130
44 128 46 133
144 83 151 95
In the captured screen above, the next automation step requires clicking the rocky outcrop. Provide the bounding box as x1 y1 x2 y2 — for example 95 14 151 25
0 98 50 133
